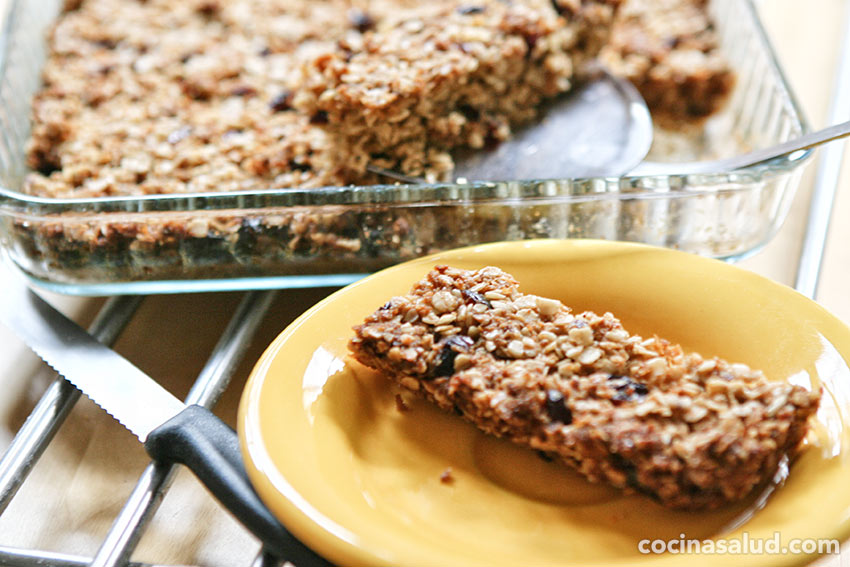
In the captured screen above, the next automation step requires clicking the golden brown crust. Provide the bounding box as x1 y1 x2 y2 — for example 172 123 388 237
349 265 821 509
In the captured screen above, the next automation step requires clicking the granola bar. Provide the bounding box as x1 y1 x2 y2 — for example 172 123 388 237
601 0 735 128
348 265 821 509
297 0 621 182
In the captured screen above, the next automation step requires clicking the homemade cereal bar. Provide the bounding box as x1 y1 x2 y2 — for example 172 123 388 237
296 0 621 182
349 266 821 509
601 0 735 128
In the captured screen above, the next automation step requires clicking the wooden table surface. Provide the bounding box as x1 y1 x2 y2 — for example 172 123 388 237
1 1 849 566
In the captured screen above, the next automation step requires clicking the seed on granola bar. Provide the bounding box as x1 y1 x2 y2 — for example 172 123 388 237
348 265 822 509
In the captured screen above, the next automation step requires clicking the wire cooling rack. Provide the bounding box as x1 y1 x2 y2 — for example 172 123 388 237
0 5 849 567
0 290 291 567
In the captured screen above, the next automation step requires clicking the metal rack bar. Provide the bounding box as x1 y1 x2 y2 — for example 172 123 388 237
0 295 142 514
0 545 178 567
794 2 850 298
90 290 278 567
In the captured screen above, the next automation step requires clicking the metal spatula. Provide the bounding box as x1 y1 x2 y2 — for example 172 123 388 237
370 70 653 183
631 118 850 175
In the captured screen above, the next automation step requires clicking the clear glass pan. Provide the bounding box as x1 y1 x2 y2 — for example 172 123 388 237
0 0 811 295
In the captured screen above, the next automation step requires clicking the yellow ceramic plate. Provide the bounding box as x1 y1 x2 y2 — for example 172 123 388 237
238 240 850 567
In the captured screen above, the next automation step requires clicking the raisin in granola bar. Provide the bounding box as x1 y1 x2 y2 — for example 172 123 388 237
348 265 821 509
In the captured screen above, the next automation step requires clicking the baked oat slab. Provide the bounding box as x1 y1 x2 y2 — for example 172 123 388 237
23 0 731 201
348 265 821 509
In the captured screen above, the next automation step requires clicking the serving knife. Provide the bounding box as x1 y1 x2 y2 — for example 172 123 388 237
0 283 329 566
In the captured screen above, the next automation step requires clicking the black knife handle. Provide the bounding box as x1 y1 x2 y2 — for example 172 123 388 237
144 404 331 566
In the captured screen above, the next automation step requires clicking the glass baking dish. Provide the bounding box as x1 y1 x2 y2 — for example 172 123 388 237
0 0 810 295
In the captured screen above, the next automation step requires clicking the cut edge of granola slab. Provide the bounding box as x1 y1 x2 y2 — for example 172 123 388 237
296 0 622 182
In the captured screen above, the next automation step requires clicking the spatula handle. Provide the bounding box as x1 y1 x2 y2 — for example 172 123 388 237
144 404 330 565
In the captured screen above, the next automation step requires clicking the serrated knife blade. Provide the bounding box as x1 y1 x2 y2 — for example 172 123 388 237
0 283 184 442
0 280 329 565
